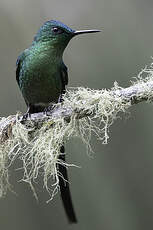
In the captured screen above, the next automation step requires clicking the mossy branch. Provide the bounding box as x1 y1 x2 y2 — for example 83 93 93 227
0 65 153 200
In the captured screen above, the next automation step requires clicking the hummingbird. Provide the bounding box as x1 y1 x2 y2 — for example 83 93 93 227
16 20 100 223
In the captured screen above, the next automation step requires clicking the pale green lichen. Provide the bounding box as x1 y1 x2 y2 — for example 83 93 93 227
0 67 153 199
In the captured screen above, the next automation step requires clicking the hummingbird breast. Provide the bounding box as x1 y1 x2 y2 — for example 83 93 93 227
19 45 63 107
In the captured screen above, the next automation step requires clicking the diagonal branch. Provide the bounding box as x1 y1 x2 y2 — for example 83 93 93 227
1 69 153 132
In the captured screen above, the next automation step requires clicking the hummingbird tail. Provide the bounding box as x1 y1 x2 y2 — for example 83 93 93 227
58 145 77 223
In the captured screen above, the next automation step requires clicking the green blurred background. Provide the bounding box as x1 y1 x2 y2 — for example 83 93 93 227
1 0 153 229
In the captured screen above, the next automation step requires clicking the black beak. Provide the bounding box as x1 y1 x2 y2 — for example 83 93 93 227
74 29 101 36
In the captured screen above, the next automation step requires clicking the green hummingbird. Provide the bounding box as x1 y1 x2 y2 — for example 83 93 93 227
16 20 100 223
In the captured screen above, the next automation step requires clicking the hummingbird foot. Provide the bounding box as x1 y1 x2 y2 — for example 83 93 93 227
44 104 55 116
58 95 63 103
22 107 31 120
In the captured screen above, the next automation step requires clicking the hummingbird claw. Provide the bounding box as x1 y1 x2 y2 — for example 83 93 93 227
22 107 31 120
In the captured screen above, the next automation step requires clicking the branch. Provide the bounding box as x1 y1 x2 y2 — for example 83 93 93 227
0 66 153 200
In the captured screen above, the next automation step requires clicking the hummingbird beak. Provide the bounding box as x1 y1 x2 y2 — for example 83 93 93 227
74 29 101 36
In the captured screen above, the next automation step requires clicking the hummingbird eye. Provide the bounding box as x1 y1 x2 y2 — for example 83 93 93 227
52 27 64 35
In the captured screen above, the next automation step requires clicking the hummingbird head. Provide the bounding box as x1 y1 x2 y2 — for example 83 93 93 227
33 20 100 51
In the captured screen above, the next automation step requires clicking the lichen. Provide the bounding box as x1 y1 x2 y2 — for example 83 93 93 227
0 66 153 200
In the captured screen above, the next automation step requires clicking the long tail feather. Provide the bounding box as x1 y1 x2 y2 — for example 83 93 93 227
58 146 77 223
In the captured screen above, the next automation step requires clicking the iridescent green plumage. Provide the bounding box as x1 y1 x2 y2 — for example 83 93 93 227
16 20 73 112
16 20 100 223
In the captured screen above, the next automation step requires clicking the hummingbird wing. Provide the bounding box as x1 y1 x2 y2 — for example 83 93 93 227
58 63 77 223
60 62 68 93
16 54 23 86
16 52 45 113
16 51 28 86
16 52 32 112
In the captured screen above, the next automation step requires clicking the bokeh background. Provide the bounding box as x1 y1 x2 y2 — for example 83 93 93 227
1 0 153 229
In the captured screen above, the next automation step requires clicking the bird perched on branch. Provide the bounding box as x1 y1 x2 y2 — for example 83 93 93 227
16 20 100 223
